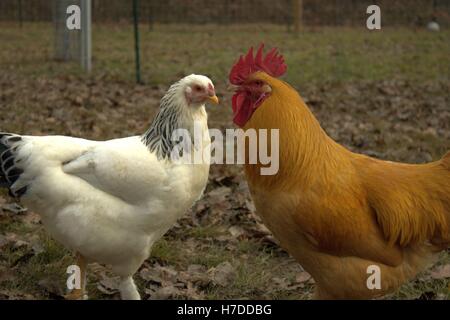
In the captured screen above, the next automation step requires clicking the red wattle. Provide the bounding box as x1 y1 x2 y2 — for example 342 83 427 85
232 92 254 127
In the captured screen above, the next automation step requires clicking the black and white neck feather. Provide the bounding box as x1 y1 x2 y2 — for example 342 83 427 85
141 75 210 160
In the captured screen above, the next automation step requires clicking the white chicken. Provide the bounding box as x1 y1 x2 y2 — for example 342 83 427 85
0 74 219 300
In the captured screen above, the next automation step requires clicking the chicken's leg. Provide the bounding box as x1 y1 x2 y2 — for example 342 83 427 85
65 252 88 300
119 276 140 300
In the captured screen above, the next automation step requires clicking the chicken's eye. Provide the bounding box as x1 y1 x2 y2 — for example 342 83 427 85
254 80 264 87
194 85 203 92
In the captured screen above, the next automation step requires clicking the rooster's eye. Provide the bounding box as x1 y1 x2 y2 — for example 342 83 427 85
194 85 203 92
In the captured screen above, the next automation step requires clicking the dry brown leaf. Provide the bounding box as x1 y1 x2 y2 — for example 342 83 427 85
38 277 64 298
97 276 120 295
295 272 312 284
208 262 235 287
429 265 450 280
228 226 245 238
148 285 180 300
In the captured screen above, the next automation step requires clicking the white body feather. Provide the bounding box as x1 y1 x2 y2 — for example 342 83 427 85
18 133 209 276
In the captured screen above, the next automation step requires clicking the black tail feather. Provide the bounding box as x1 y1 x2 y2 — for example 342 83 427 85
0 133 27 197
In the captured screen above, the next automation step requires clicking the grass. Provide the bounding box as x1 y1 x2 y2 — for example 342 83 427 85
0 23 449 86
0 221 71 298
0 23 449 300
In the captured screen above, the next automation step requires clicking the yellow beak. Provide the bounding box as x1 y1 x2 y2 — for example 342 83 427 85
207 95 220 105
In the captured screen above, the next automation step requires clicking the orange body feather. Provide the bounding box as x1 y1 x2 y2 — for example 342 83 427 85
243 72 450 299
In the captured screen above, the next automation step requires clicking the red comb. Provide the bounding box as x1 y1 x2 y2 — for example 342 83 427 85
229 44 287 85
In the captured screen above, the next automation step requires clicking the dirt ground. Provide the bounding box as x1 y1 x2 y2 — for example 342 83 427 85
0 23 449 300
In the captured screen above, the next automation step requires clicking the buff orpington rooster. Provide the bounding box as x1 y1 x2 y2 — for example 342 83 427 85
229 45 450 299
0 74 219 300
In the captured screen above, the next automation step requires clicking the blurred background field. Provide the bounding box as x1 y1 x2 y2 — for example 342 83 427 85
1 23 449 85
0 0 449 300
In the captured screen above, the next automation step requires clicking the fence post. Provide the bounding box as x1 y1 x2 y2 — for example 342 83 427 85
133 0 142 84
54 0 79 61
18 0 23 27
293 0 303 33
80 0 92 72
